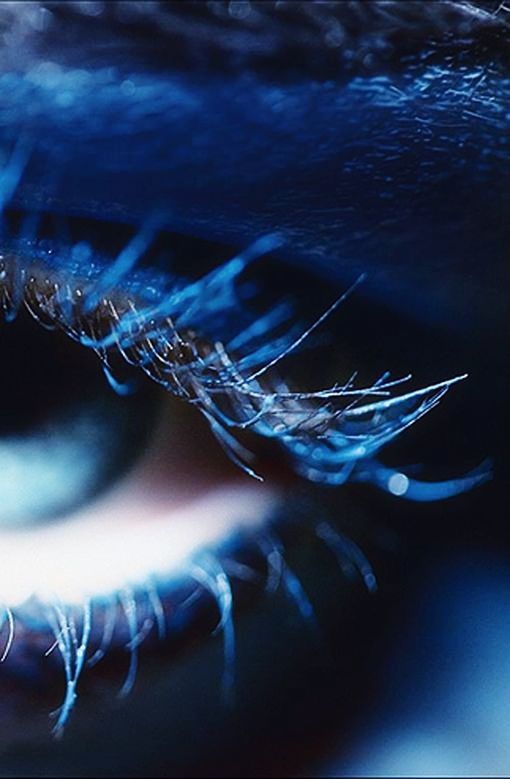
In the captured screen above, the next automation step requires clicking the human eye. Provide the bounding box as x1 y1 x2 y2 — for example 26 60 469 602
0 1 506 776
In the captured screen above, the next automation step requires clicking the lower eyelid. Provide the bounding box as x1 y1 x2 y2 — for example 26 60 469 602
0 496 372 745
0 377 279 731
0 477 275 605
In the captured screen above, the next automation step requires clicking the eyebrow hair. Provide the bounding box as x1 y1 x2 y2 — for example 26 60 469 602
1 0 507 338
2 0 508 79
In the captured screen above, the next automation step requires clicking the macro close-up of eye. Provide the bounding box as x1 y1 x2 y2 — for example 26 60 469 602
0 1 508 777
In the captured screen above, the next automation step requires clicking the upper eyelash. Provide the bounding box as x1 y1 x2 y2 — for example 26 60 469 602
0 210 490 499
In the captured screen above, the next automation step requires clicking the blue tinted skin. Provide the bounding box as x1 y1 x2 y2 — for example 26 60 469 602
0 1 507 775
4 52 509 337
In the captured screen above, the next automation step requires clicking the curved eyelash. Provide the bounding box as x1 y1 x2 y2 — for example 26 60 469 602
0 230 489 500
0 138 491 496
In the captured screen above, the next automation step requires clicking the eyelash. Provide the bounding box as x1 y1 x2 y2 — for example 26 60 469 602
0 212 487 496
0 202 490 735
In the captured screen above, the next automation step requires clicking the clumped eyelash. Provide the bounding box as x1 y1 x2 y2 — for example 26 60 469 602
0 217 489 499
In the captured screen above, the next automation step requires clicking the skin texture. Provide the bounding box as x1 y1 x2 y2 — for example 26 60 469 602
0 2 508 776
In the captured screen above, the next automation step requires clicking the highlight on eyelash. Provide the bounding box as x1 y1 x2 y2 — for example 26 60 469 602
0 138 491 498
0 231 489 499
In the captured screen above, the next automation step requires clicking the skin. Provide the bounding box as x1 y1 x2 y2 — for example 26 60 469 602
0 1 507 775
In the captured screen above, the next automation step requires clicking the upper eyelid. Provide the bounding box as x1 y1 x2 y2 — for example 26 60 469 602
2 54 509 328
5 54 508 167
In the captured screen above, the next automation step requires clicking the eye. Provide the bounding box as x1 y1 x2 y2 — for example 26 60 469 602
0 195 487 736
0 1 503 773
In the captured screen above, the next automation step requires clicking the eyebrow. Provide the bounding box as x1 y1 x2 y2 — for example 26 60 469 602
1 0 508 78
1 0 508 339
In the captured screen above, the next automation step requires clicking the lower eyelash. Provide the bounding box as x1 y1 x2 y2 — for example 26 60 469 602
0 507 377 736
0 241 488 498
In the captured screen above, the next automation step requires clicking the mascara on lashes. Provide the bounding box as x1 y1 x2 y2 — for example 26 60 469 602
0 211 488 498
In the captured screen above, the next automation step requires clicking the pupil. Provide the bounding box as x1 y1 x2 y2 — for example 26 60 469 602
0 310 158 527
